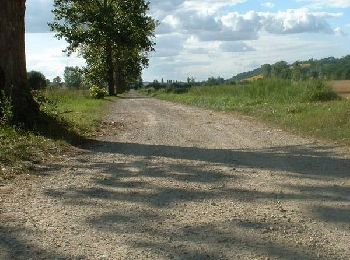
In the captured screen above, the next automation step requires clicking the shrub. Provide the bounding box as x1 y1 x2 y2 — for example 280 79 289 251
302 80 339 102
27 71 47 90
89 86 108 99
0 91 13 125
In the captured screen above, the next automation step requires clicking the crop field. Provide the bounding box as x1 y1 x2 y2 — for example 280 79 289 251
331 80 350 99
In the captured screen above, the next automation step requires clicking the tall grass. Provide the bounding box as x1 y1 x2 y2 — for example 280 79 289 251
187 79 338 104
147 79 349 144
0 89 114 180
40 89 110 135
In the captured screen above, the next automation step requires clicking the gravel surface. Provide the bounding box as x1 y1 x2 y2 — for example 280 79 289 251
1 92 350 259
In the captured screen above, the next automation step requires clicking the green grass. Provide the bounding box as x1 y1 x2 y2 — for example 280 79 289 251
0 89 115 180
41 89 113 135
144 79 350 144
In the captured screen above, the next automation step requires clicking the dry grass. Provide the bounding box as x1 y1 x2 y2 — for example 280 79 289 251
330 80 350 99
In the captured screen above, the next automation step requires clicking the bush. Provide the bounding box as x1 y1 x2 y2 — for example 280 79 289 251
27 71 47 90
89 86 108 99
0 91 13 125
302 80 339 102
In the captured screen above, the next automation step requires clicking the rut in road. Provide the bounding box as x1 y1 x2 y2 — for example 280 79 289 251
1 93 350 259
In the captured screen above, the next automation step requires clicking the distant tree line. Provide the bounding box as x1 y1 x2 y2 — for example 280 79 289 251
26 66 85 90
231 55 350 82
144 55 350 93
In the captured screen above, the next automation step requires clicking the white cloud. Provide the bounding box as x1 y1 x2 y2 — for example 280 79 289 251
152 34 185 57
159 8 341 40
261 2 275 9
334 27 346 35
26 33 84 80
261 9 337 34
297 0 350 8
25 0 349 81
220 41 255 52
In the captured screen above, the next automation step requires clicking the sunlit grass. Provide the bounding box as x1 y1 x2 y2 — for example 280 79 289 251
146 79 350 144
0 89 115 180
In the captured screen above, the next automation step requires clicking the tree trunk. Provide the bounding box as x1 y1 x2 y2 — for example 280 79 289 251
0 0 38 125
106 41 115 96
115 60 128 94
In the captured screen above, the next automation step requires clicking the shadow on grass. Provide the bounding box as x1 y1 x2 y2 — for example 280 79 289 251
32 111 85 145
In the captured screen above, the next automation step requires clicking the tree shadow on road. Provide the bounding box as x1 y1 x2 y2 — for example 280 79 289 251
5 140 349 259
88 141 350 178
0 225 81 260
40 141 350 258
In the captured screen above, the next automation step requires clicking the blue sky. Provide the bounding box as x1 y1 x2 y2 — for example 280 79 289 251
25 0 350 81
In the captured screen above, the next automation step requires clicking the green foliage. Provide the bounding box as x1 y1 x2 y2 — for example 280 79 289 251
206 76 225 86
52 76 63 88
0 90 13 125
64 66 83 89
1 89 114 179
145 79 349 144
302 80 339 102
0 126 59 180
50 0 156 95
230 55 350 83
27 71 47 90
271 61 291 79
89 86 108 99
42 89 112 134
180 79 338 104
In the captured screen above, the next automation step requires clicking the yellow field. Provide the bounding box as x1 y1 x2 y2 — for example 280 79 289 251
330 80 350 99
246 74 264 81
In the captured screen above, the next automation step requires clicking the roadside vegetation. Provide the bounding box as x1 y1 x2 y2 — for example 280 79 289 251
0 89 114 180
1 0 156 181
142 79 350 145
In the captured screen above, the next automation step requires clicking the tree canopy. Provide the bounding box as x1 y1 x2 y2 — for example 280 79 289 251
50 0 156 95
64 66 83 89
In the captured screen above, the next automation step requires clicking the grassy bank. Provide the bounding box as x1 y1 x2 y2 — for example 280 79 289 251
143 79 350 145
0 89 114 180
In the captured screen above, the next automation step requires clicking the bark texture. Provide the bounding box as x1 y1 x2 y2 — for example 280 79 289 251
115 62 126 94
0 0 38 124
106 42 116 96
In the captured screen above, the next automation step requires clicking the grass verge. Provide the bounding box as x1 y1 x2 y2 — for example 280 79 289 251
142 79 350 145
0 89 115 180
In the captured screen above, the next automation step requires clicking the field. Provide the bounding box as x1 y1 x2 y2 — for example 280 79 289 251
143 79 350 145
331 80 350 99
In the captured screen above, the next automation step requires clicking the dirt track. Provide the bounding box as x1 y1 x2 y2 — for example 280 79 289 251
1 92 350 259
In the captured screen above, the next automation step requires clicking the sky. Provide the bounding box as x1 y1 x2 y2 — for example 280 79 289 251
26 0 350 81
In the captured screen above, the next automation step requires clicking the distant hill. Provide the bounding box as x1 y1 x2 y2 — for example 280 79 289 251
228 55 350 82
228 67 262 82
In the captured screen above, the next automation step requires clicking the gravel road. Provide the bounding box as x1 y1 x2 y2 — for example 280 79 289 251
1 92 350 259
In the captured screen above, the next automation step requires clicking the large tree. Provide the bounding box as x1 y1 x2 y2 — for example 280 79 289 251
0 0 38 125
64 66 83 89
50 0 156 95
82 45 149 94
